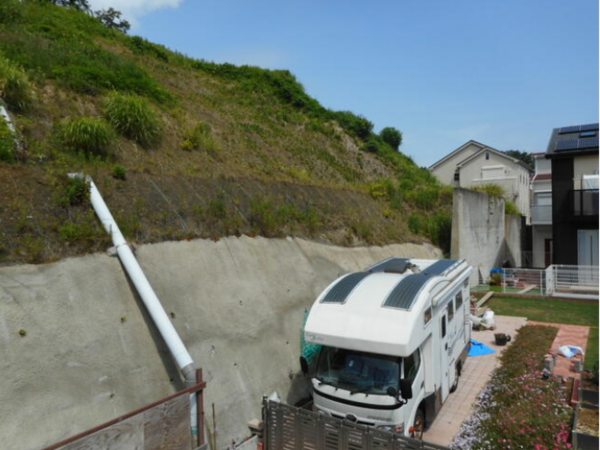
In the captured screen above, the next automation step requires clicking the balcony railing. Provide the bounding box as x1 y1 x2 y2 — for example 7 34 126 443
531 205 552 224
573 189 599 217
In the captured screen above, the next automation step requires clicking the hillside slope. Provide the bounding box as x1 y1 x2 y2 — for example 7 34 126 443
0 0 452 264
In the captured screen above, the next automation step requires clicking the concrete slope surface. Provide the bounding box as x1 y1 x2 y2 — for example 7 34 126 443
0 236 441 450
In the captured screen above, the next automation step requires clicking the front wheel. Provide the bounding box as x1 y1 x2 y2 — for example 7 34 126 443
450 364 460 393
410 409 425 440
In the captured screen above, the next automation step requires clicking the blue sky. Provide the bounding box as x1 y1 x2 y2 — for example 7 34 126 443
91 0 599 167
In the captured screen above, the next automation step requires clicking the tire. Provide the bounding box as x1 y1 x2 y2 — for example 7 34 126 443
411 409 425 440
449 363 460 393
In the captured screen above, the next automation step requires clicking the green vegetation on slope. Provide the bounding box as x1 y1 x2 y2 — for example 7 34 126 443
0 0 452 264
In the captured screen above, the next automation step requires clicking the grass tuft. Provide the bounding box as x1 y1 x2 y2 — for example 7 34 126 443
104 92 161 147
0 115 16 163
55 117 116 158
0 55 33 111
180 122 220 153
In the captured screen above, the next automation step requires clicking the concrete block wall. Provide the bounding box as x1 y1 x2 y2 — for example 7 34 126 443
0 236 441 450
451 188 522 273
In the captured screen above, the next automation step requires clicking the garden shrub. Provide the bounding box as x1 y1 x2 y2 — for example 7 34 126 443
0 56 33 111
452 325 572 450
104 93 161 147
0 116 16 163
55 117 116 158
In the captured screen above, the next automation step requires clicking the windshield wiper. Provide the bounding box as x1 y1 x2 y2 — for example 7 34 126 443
349 385 372 395
316 379 338 390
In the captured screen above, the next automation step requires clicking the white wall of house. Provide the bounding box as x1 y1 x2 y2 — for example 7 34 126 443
429 142 481 185
429 141 531 222
573 154 600 189
459 151 531 221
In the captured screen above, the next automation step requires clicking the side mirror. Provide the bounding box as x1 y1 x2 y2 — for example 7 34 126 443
399 379 413 400
386 386 398 398
299 356 309 375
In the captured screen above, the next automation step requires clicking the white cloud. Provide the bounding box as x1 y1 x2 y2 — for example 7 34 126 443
88 0 186 27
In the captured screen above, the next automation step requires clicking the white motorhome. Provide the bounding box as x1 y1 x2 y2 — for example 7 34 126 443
302 258 472 438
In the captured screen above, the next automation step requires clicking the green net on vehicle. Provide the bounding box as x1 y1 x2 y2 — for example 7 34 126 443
301 309 322 364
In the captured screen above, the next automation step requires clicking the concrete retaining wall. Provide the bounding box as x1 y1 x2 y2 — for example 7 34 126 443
0 236 441 450
451 188 522 272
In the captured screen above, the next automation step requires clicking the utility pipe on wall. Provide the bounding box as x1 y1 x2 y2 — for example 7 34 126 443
69 174 200 439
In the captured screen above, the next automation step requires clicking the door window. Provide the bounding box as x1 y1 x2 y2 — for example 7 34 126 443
403 350 421 383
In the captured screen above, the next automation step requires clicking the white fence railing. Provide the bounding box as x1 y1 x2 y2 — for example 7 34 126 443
548 265 599 300
471 265 599 300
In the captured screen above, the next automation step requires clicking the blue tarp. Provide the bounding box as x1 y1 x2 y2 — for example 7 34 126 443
468 339 496 357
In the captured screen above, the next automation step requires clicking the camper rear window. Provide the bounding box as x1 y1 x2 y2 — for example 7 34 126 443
456 292 463 310
423 307 432 325
448 300 454 321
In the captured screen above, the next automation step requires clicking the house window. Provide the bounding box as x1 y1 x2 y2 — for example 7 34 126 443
485 152 490 160
454 171 460 182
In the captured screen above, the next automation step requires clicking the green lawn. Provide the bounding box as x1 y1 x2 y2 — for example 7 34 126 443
486 296 599 370
472 285 544 296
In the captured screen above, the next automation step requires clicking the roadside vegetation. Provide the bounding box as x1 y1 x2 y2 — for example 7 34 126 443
487 296 599 370
452 325 573 450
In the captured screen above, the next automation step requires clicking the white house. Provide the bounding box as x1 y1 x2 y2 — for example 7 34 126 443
428 140 532 222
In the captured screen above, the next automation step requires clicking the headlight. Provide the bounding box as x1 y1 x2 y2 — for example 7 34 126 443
377 424 404 434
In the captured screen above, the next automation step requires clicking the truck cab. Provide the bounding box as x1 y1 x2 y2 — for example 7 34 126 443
303 258 472 437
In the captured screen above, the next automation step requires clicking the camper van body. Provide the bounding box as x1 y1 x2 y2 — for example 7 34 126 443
304 258 472 436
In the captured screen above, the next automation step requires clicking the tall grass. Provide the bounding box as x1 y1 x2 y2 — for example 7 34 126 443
0 116 16 163
104 93 161 147
0 56 32 111
55 117 116 158
472 183 505 198
180 122 220 153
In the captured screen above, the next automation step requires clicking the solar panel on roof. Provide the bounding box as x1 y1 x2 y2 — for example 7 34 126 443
555 140 579 151
578 137 599 149
383 274 430 310
368 258 410 274
321 272 369 304
423 259 458 276
559 126 579 135
580 123 599 132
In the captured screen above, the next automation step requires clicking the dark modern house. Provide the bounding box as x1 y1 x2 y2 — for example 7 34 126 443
546 123 599 266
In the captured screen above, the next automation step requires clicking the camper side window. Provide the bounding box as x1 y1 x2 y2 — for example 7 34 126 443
448 301 454 321
456 292 463 310
403 350 421 383
423 307 432 325
441 316 446 338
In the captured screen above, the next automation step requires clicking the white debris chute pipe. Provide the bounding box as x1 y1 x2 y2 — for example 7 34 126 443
68 174 199 435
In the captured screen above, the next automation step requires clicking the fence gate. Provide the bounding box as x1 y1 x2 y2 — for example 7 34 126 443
262 400 449 450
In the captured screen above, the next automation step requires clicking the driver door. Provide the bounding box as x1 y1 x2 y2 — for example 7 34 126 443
402 349 423 432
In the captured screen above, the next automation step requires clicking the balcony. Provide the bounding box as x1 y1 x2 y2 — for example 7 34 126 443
573 189 599 217
531 205 552 225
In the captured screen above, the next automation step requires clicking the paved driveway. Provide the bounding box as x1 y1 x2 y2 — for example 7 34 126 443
423 316 527 446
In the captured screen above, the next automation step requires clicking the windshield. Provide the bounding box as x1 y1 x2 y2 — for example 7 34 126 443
315 347 400 395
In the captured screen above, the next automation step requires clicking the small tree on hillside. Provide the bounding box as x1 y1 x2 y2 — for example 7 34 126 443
43 0 91 13
380 127 403 150
95 8 131 33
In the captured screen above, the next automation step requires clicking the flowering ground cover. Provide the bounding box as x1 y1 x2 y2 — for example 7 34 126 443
451 325 574 450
